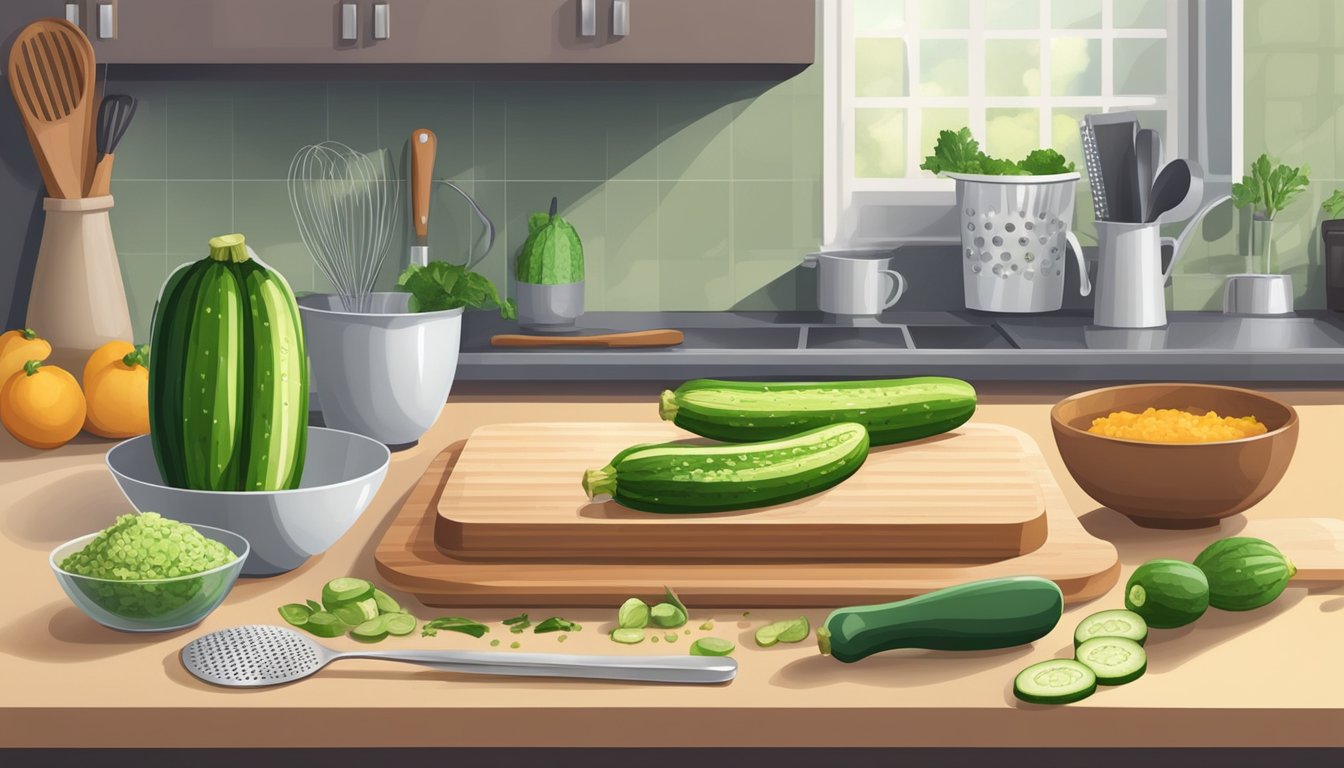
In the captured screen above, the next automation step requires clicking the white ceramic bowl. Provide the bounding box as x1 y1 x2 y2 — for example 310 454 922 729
298 292 462 447
106 427 390 576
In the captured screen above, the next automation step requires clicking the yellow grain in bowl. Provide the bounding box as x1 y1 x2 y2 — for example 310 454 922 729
1088 407 1268 443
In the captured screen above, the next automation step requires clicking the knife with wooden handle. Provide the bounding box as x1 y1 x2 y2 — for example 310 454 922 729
410 128 436 267
491 329 684 348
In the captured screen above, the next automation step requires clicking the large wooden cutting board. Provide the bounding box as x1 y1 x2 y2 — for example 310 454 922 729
434 422 1047 560
375 423 1121 607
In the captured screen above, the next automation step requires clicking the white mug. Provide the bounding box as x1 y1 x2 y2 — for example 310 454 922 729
813 252 908 316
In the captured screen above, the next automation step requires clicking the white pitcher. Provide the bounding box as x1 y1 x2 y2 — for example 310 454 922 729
1092 197 1228 328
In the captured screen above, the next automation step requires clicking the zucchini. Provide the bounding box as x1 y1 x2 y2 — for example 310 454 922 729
1073 609 1147 648
1193 537 1296 612
1013 660 1097 705
816 576 1063 663
1074 636 1146 685
582 422 869 513
149 234 307 491
658 377 976 445
1124 559 1209 629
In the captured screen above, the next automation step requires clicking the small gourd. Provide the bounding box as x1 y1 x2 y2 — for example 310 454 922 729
515 197 585 285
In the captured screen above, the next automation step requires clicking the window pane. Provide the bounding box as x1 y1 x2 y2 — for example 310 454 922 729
1114 0 1167 29
984 0 1039 30
920 108 970 175
1133 110 1168 138
855 109 906 178
1114 38 1166 95
855 38 908 96
1051 38 1101 96
985 40 1041 96
920 39 969 96
985 108 1041 160
854 0 905 35
1050 108 1091 167
919 0 968 29
1052 0 1101 28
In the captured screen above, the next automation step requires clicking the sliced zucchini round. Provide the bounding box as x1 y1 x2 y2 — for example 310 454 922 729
1074 637 1147 686
1073 609 1148 648
1013 659 1097 705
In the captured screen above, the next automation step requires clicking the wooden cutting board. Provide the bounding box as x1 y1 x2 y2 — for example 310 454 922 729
434 422 1047 560
375 423 1122 607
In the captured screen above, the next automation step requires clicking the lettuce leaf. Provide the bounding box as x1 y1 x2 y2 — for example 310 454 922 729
396 261 516 319
921 127 1076 177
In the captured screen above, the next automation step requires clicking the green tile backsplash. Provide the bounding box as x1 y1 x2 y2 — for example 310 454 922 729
1171 0 1344 310
103 0 1338 329
108 72 822 336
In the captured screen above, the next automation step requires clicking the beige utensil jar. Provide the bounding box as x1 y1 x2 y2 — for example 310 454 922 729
27 196 133 367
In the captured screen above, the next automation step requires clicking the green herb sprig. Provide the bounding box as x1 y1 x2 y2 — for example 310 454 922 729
1232 153 1310 222
920 127 1075 177
396 261 515 318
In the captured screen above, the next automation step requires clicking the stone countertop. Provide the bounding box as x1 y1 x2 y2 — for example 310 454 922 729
455 310 1344 383
2 394 1343 749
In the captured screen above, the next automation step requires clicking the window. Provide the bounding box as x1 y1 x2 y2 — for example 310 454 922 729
822 0 1243 248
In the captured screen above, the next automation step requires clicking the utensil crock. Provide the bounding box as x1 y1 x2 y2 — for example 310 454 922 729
27 195 133 369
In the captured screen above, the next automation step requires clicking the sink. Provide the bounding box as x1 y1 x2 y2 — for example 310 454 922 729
805 326 910 349
1000 315 1344 350
677 327 801 350
906 325 1015 350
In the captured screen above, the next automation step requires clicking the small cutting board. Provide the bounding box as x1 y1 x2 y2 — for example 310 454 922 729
490 329 684 348
433 422 1048 561
375 423 1122 607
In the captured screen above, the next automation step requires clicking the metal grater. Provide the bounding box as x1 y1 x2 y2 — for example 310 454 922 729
1079 118 1110 220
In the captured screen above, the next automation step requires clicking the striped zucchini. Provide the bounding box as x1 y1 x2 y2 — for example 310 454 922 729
149 234 308 491
581 422 869 513
659 377 976 446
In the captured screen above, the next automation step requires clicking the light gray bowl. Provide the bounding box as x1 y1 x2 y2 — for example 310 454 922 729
298 292 462 447
106 427 390 576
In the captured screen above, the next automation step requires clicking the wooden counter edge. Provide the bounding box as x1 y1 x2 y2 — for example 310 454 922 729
4 706 1343 749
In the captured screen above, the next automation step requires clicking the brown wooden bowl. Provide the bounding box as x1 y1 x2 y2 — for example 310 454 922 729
1050 383 1298 529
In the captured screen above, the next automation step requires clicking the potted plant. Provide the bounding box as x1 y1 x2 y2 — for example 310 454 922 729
514 197 586 331
1225 154 1309 314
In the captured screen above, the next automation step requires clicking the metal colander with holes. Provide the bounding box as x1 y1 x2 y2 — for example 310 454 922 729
947 172 1091 313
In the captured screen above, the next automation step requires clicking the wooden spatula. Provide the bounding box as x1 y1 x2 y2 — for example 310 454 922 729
7 18 96 199
490 329 684 348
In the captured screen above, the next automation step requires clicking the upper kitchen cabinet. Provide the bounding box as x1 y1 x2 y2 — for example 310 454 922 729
50 0 814 68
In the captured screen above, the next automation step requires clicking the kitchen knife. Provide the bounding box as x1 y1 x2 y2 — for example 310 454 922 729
491 329 685 348
410 128 436 267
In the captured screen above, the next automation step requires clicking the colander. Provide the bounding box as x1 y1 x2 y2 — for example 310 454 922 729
949 172 1091 313
181 625 737 686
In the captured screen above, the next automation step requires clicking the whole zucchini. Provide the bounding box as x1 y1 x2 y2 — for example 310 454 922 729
581 422 869 513
659 377 976 445
817 576 1064 663
1193 537 1296 612
149 234 308 491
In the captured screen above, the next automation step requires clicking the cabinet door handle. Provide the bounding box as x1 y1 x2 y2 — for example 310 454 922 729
374 3 391 40
341 3 358 41
612 0 629 37
97 3 115 39
578 0 596 37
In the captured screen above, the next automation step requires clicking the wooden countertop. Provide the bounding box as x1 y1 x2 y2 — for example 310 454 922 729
3 393 1343 749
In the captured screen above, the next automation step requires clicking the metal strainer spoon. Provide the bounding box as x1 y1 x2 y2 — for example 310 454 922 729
181 625 737 687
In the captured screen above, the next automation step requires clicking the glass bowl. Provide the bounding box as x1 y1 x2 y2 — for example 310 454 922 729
49 523 249 632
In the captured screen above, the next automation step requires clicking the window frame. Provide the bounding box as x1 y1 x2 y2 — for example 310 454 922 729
821 0 1243 249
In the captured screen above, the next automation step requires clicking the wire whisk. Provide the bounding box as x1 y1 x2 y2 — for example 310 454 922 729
287 142 400 313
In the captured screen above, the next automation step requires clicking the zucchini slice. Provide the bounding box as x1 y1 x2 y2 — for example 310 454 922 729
1074 637 1147 686
1073 609 1148 648
1013 659 1097 705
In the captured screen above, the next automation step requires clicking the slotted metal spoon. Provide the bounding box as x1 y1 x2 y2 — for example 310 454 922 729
181 625 737 687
